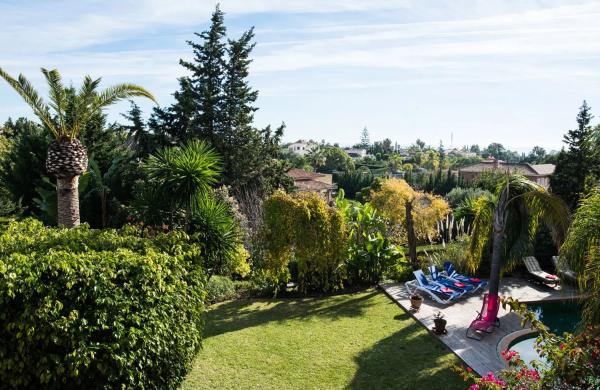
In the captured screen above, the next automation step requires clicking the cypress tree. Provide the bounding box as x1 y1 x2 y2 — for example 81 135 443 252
180 5 227 144
148 77 196 146
551 101 595 208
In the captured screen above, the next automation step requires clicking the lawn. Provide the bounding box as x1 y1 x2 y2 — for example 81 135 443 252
182 290 466 389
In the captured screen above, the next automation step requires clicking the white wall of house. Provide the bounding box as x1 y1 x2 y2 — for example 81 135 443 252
288 140 316 156
344 148 367 159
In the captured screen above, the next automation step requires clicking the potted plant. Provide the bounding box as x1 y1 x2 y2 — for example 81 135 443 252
433 311 447 334
410 294 423 311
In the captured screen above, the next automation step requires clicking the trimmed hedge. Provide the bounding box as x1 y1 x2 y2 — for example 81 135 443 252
0 219 205 389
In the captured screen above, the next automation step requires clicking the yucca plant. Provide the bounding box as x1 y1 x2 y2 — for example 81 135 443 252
144 139 221 213
469 174 569 296
560 187 600 323
0 67 155 227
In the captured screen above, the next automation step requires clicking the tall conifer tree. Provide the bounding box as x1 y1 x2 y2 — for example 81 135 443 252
551 101 595 208
180 5 227 144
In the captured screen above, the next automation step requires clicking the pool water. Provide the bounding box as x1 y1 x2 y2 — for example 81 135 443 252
508 300 582 366
527 300 582 335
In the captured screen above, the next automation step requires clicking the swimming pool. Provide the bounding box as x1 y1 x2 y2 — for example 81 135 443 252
506 300 582 366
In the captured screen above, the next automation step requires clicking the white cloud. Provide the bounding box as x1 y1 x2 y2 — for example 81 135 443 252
1 0 600 149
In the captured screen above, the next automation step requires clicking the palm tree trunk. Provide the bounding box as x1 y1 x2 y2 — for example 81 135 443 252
57 176 80 227
406 200 418 269
488 228 505 296
488 186 509 296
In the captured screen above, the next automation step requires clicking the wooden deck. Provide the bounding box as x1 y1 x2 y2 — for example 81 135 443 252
380 278 583 376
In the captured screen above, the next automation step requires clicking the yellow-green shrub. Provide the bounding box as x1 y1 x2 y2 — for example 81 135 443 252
256 191 347 292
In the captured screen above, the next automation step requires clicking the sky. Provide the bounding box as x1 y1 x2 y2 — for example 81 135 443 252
1 0 600 151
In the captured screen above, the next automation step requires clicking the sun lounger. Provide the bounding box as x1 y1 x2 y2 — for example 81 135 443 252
443 261 487 292
428 265 476 294
523 256 560 288
405 270 464 305
466 293 500 340
551 256 577 285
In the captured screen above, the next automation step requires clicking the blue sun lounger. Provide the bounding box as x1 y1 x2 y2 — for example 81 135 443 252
428 265 476 294
405 270 464 305
443 261 488 292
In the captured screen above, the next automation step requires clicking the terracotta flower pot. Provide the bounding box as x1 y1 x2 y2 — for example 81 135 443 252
410 295 423 311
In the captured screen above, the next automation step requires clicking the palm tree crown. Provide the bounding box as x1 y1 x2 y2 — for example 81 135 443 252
0 67 156 140
0 67 156 227
468 174 569 295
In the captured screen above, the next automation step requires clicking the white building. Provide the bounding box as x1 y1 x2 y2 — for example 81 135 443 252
288 140 316 156
344 148 367 159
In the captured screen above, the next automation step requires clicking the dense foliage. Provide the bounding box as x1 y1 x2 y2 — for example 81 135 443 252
336 191 405 286
132 140 242 279
444 187 493 209
370 179 450 245
333 170 374 200
0 219 205 389
468 175 568 273
149 6 291 197
206 275 237 304
561 187 600 324
256 191 347 292
551 101 600 209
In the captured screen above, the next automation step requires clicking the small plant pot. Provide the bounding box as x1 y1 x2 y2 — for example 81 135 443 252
433 318 447 335
410 296 423 311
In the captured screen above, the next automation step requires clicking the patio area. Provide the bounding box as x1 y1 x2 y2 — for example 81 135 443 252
380 277 584 376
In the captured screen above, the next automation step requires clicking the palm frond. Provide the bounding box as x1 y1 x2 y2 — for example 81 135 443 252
145 140 222 211
93 83 156 111
581 245 600 323
0 67 58 137
561 188 600 274
467 195 495 270
73 75 102 138
500 175 569 269
41 68 67 135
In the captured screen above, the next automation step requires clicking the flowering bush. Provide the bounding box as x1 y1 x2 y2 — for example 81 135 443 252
455 297 600 389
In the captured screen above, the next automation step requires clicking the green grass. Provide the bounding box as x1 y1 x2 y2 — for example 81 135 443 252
182 290 465 389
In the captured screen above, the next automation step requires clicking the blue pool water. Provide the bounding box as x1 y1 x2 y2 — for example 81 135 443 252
508 300 582 365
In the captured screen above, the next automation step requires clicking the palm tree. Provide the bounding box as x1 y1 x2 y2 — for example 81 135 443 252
0 67 155 227
469 174 569 296
560 187 600 323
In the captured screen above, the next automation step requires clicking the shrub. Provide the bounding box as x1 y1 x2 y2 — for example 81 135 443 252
370 178 451 245
256 191 347 292
206 276 237 304
333 170 374 200
337 191 404 286
444 187 492 209
0 219 205 389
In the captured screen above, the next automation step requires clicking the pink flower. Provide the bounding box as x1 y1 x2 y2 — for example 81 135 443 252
469 385 480 390
501 349 518 362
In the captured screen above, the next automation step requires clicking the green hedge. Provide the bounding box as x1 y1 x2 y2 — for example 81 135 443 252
206 275 237 304
0 219 205 389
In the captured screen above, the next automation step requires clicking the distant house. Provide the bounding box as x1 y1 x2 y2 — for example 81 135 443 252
458 158 555 188
344 148 367 159
288 140 316 156
445 148 477 158
286 168 335 200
